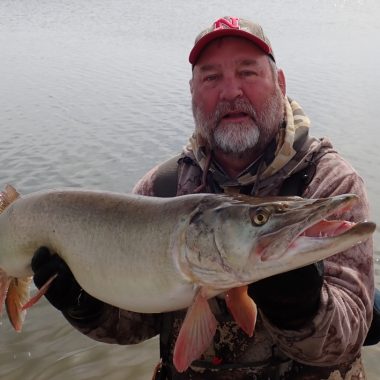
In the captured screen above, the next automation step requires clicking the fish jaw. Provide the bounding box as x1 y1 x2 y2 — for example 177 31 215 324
181 194 376 289
243 193 376 281
252 194 360 261
248 221 376 281
288 221 375 260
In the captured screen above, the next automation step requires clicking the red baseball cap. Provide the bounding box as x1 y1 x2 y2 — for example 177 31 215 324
189 16 275 65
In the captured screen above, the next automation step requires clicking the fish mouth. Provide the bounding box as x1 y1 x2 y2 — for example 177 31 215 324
290 220 375 252
300 219 355 239
256 194 375 263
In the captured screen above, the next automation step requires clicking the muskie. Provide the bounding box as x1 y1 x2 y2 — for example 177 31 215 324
0 185 375 371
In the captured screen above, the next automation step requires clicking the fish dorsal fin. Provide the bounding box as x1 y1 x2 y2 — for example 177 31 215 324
173 289 217 372
0 184 20 212
5 276 32 332
5 184 20 202
225 286 257 337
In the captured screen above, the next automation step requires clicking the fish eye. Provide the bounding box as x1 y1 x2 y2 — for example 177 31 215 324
250 207 270 226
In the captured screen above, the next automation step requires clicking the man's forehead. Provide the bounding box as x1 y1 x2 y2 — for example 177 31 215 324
195 37 267 64
197 59 261 72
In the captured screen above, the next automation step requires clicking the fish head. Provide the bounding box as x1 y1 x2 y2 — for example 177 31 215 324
182 194 376 289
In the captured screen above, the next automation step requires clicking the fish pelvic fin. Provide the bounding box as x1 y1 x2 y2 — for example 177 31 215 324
225 286 257 337
3 273 32 332
173 289 217 373
0 184 20 212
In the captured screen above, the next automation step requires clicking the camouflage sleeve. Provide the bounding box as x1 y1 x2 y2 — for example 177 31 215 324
261 151 374 365
67 306 162 345
132 165 160 196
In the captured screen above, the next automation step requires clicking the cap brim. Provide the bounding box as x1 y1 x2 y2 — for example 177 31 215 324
189 28 273 64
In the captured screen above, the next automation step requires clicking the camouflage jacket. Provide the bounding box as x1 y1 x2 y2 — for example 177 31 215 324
68 137 373 380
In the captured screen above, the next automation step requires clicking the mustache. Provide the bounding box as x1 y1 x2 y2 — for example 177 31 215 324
214 98 258 124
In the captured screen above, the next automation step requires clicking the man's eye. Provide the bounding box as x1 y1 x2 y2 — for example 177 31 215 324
204 74 218 82
240 71 256 77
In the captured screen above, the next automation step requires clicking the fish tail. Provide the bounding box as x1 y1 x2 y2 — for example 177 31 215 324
0 268 32 332
0 185 31 331
0 185 57 331
6 276 33 332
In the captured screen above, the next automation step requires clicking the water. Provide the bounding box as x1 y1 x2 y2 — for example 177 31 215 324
0 0 379 378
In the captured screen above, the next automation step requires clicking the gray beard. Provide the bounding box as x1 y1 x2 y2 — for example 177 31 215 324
192 87 284 156
213 120 260 156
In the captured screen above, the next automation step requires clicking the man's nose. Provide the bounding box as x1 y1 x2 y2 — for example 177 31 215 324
219 78 243 101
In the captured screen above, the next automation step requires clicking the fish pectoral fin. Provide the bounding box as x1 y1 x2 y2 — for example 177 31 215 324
5 276 32 332
22 273 58 311
225 286 257 337
173 289 217 373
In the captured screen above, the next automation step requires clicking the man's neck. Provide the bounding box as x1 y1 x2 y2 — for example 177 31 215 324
213 149 262 179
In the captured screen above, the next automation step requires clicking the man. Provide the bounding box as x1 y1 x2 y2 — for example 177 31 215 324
32 17 375 379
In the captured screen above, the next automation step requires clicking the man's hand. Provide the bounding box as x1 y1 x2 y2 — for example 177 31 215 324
249 262 324 330
32 247 104 322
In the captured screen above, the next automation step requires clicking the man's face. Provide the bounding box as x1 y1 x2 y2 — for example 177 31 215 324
190 37 285 157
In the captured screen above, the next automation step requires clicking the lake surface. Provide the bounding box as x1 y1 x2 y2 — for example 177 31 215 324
0 0 379 379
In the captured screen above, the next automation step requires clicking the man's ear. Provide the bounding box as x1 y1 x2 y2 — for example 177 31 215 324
277 69 286 95
189 78 194 95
